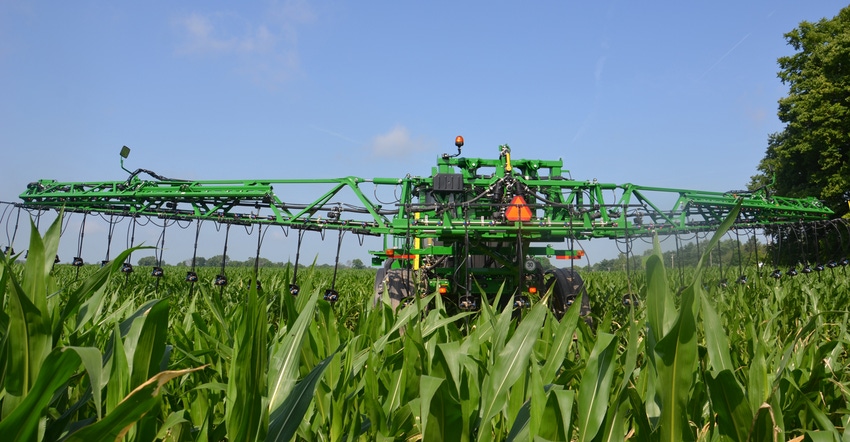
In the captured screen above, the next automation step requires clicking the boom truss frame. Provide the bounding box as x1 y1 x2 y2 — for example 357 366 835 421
19 149 833 244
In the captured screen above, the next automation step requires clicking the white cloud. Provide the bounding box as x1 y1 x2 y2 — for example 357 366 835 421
172 1 314 86
369 125 431 158
175 12 266 56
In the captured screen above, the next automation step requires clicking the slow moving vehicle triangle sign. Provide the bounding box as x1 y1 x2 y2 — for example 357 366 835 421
505 195 533 222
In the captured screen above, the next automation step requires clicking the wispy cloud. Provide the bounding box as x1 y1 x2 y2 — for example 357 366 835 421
697 33 751 82
310 125 361 145
368 125 432 158
172 0 315 86
175 12 275 56
594 55 606 84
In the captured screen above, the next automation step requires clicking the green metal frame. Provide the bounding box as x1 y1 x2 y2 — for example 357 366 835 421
19 144 834 298
21 148 831 233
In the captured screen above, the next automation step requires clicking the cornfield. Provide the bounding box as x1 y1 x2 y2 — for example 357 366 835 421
1 215 849 441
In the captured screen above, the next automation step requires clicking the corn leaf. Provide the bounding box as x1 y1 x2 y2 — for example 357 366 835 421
66 247 144 333
748 332 770 413
540 295 580 384
3 269 48 400
155 410 191 440
646 243 674 343
417 375 444 435
268 289 318 412
601 312 644 442
654 282 700 442
0 347 82 441
66 346 105 419
3 217 58 414
700 290 735 373
505 390 534 441
65 366 205 442
477 301 547 440
0 254 9 396
552 389 575 441
267 351 337 442
226 280 268 442
106 323 130 416
706 369 753 442
577 331 617 442
127 299 170 389
21 217 58 320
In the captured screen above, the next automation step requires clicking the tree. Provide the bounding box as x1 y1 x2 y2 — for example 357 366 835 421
350 258 366 269
206 255 229 269
588 253 644 273
751 6 850 218
137 256 159 266
245 257 274 268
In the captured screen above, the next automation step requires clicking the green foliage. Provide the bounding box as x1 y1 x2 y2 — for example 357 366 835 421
349 258 366 269
753 5 850 217
587 237 769 273
226 276 268 441
136 255 159 267
172 254 375 269
1 212 850 441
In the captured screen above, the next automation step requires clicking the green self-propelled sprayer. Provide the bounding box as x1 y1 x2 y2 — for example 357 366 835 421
16 137 834 318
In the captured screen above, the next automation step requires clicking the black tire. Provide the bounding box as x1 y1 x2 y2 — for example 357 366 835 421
373 258 394 306
548 267 591 321
373 266 413 310
373 266 387 305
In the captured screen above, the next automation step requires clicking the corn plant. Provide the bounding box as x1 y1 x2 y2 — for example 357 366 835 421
2 208 849 441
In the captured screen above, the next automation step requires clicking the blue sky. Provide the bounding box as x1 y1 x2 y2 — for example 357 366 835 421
1 1 847 267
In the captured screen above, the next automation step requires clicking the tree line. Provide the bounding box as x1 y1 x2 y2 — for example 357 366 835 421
585 237 774 273
135 255 369 270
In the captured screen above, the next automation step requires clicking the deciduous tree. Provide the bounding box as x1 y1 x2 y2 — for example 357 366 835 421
752 6 850 218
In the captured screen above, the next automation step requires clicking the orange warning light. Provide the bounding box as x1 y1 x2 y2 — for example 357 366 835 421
528 286 538 294
505 195 533 222
556 250 585 260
